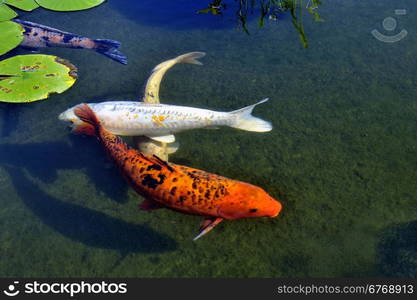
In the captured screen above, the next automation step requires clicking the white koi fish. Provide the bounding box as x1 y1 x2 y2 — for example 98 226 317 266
59 99 272 143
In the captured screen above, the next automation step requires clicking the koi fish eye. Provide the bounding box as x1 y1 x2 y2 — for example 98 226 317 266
249 208 258 213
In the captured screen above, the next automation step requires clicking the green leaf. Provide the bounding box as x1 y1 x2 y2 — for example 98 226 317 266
35 0 105 11
0 54 78 103
0 3 17 21
0 20 24 55
5 0 39 11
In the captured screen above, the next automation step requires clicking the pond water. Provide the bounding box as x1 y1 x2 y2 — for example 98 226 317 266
0 0 416 277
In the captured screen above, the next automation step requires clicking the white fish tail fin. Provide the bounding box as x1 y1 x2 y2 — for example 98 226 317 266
229 98 272 132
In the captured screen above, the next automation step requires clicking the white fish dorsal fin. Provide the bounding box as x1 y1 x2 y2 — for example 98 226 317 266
142 52 206 104
147 134 175 143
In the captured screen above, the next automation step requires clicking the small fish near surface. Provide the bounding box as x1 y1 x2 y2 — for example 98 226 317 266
71 104 282 240
59 98 272 144
14 19 127 65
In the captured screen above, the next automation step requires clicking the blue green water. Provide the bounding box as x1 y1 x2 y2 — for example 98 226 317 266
0 0 416 277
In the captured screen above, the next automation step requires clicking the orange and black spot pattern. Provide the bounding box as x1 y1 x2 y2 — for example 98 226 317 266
100 126 235 217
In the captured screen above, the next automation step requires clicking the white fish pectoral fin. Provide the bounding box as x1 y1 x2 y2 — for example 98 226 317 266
166 141 179 154
147 134 176 143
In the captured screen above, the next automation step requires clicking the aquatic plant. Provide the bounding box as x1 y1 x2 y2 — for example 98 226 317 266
35 0 105 11
0 1 110 104
0 0 39 21
0 54 77 103
0 0 109 55
0 0 105 21
0 20 24 55
277 0 323 48
241 0 323 47
197 0 323 47
197 0 227 15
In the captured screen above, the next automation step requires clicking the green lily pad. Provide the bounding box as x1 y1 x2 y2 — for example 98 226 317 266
0 3 17 21
5 0 39 11
0 20 24 56
35 0 105 11
0 0 39 21
0 54 78 103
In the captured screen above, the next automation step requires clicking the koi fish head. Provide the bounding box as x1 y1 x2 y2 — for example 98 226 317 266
218 183 282 220
58 106 84 128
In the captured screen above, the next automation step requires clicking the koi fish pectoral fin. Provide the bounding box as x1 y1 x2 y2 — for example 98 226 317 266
138 199 164 211
166 141 179 154
147 134 175 143
193 217 223 241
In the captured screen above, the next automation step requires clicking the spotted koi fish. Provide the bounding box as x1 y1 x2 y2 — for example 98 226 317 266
59 98 272 144
14 19 127 65
72 104 282 240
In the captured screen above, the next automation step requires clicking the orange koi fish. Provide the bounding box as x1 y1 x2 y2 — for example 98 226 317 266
72 104 282 240
14 19 127 65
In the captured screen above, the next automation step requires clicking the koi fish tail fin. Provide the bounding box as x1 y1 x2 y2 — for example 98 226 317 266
73 104 100 136
94 39 128 65
153 52 206 72
229 98 272 132
175 51 206 65
142 52 205 103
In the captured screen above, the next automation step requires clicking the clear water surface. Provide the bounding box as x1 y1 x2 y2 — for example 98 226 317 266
0 0 416 277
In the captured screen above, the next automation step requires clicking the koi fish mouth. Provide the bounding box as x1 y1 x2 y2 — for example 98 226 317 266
58 110 83 128
269 210 280 218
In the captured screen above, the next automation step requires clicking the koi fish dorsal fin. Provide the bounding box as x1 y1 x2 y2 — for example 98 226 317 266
147 154 175 172
14 19 78 36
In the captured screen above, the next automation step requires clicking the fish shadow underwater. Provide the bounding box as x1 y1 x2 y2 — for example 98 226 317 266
2 165 177 254
0 136 129 203
0 103 23 138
